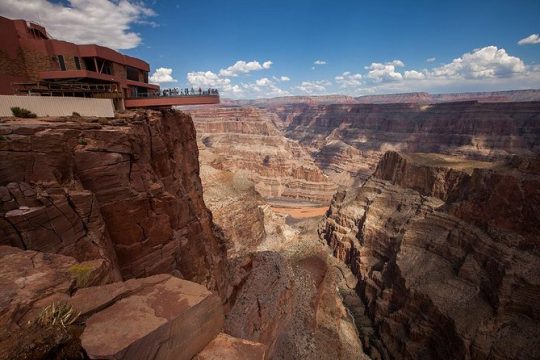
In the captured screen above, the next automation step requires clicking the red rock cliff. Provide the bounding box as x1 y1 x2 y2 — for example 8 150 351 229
319 151 540 359
0 110 227 295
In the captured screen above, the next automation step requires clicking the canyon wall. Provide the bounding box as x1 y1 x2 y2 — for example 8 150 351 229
285 101 540 186
319 151 540 359
0 110 228 295
186 106 337 203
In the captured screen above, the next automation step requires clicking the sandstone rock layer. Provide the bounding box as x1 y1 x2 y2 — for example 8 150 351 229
320 152 540 359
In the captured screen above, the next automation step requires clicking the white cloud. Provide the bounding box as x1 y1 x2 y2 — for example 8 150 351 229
218 60 272 77
335 72 363 88
365 60 404 82
256 77 272 86
295 80 331 94
429 46 525 79
0 0 155 49
279 76 290 81
242 77 290 98
150 67 178 84
314 60 327 65
403 70 425 80
518 34 540 45
426 57 436 62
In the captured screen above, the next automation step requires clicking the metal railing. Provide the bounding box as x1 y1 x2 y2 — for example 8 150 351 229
130 88 219 98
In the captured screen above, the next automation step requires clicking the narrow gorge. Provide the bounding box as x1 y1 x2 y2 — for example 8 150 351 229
1 93 539 359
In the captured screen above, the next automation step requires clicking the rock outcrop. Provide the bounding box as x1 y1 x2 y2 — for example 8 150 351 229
319 152 540 359
194 333 267 360
0 246 226 360
0 110 227 295
77 274 224 360
286 101 540 185
200 164 266 257
186 106 337 203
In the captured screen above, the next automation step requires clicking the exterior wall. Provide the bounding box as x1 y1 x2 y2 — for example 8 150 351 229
0 16 156 95
0 95 114 117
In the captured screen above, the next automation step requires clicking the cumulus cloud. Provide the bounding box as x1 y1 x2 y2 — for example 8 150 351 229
0 0 155 49
219 60 272 77
187 71 244 96
243 78 290 97
295 80 331 94
403 70 425 80
150 67 178 84
429 46 525 79
335 72 362 88
279 76 290 81
256 77 272 86
426 57 436 62
314 60 327 65
365 60 404 82
518 34 540 45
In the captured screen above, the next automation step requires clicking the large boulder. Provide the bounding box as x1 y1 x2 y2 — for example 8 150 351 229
77 275 224 360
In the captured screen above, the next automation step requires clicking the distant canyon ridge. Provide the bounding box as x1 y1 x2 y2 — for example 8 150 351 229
186 89 540 203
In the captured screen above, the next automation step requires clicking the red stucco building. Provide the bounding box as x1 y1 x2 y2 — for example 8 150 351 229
0 16 218 109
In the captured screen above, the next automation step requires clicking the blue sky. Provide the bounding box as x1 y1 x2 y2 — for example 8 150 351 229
2 0 540 98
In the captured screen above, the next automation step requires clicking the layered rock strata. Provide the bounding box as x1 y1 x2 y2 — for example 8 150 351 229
186 106 337 203
0 246 230 360
0 111 227 294
286 101 540 185
319 152 540 359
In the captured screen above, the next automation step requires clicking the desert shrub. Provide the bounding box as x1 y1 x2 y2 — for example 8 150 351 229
34 302 80 329
68 263 94 287
11 107 37 118
98 118 110 125
0 135 6 141
77 137 87 146
71 112 81 117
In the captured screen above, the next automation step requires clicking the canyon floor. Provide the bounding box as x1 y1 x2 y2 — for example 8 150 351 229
1 93 539 359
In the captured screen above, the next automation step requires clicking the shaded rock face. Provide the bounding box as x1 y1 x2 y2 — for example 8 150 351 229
200 165 266 257
286 101 540 185
0 111 227 295
319 152 540 359
186 106 337 203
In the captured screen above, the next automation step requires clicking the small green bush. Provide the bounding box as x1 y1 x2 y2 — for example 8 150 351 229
34 302 80 329
77 138 87 146
11 107 37 118
72 112 81 117
0 135 6 141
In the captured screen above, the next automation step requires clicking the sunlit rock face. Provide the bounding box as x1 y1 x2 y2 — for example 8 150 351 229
285 101 540 186
185 106 337 204
0 110 228 296
319 151 540 360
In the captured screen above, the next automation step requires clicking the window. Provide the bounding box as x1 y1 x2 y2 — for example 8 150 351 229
126 66 140 81
74 56 81 70
58 55 66 71
83 57 96 72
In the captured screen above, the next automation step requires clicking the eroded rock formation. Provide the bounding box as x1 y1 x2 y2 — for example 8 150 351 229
285 101 540 186
186 106 337 203
320 151 540 359
0 110 227 295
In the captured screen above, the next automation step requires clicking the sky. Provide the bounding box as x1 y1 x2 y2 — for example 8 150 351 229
1 0 540 99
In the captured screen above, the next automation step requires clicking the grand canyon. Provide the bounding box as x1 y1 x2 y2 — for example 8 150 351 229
0 89 538 359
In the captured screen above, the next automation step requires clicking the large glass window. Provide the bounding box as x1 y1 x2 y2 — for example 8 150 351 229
126 66 140 81
57 55 66 71
74 56 81 70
